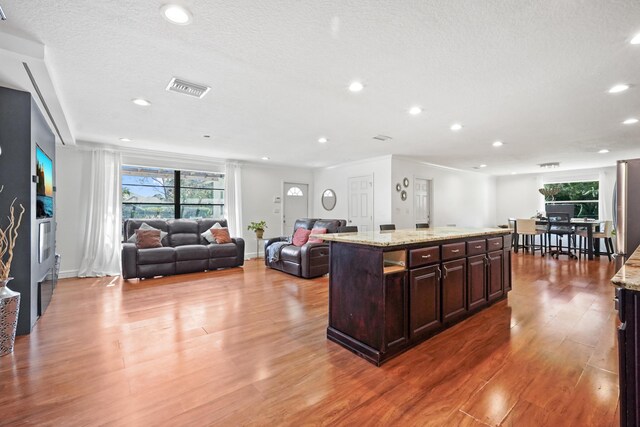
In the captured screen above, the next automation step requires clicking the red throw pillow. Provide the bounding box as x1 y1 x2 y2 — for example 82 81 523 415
308 227 327 243
292 228 312 246
135 229 162 249
210 227 233 244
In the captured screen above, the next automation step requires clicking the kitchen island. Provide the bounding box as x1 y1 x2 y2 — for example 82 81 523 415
317 227 512 366
611 245 640 426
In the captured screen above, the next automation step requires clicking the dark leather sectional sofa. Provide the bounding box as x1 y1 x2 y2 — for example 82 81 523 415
122 219 244 279
264 218 345 278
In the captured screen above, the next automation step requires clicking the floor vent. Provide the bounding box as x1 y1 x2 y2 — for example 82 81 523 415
166 77 211 99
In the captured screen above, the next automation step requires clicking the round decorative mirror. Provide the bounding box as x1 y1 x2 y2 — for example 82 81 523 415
396 183 402 192
403 177 410 188
321 189 337 211
401 190 407 201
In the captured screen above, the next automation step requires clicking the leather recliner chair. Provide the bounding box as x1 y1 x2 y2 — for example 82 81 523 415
264 218 345 278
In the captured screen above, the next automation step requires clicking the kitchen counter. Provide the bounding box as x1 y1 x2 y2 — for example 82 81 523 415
314 226 510 247
612 245 640 291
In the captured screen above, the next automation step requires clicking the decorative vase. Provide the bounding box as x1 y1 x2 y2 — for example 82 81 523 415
255 229 264 239
0 278 20 357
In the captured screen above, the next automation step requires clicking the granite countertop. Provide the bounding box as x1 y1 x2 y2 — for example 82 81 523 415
611 245 640 291
312 227 509 247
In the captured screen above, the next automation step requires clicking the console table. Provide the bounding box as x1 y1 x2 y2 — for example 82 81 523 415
316 227 512 366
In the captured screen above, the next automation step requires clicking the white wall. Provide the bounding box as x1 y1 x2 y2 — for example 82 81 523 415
495 166 616 224
55 146 91 277
241 163 313 258
312 156 392 228
392 157 497 229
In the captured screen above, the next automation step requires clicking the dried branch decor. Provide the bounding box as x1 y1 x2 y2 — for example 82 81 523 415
0 185 26 282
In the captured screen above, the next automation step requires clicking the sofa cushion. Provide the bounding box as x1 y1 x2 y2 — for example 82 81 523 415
198 219 229 243
175 244 210 261
280 245 301 263
313 219 343 234
208 243 238 258
308 227 327 243
138 247 175 264
293 218 318 233
211 228 232 244
168 219 199 247
201 222 223 243
126 221 169 244
136 229 163 249
293 228 311 246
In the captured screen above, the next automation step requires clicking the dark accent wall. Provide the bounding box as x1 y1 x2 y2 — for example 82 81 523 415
0 86 56 335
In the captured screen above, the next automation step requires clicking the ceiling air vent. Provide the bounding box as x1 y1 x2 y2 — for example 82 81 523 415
373 135 393 142
165 77 211 99
538 162 560 169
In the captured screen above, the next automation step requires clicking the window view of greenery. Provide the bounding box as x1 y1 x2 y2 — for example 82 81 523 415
543 181 599 218
122 166 225 220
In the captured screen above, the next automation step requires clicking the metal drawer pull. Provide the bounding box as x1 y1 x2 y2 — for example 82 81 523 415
475 245 482 249
451 249 460 253
421 254 431 259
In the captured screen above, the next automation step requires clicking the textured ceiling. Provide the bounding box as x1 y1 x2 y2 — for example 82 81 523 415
1 0 640 174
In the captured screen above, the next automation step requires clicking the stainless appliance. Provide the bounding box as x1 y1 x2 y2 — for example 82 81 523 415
614 158 640 269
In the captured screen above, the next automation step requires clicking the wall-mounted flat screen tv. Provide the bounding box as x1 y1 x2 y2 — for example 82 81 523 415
36 145 53 218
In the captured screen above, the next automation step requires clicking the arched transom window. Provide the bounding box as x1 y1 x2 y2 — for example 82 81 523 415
287 186 304 197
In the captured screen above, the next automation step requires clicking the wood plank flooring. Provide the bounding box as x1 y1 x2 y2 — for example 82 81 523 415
0 254 620 426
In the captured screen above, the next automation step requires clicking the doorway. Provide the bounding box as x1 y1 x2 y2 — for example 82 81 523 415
283 182 309 234
348 175 373 232
414 177 431 226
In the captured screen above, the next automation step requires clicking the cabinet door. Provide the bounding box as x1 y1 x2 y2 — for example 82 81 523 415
467 255 487 311
503 248 512 292
488 251 504 301
442 259 467 323
409 265 442 341
384 272 408 352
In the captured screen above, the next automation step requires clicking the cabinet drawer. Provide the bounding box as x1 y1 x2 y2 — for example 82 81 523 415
409 246 440 268
442 242 466 260
487 237 503 251
467 239 486 256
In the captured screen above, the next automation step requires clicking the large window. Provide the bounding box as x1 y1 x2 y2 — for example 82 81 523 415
543 181 599 218
122 166 225 220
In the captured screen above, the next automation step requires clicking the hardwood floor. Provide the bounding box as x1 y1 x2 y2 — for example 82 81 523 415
0 254 620 426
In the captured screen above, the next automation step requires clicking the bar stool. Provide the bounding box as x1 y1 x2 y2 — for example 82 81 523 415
416 223 429 229
337 226 358 233
577 220 614 261
380 224 396 231
547 213 577 259
515 219 545 256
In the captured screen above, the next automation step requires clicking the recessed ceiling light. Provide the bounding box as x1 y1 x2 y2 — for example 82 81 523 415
598 149 610 154
609 84 630 93
132 98 151 107
261 156 270 161
479 164 487 168
119 138 132 142
161 4 192 25
623 118 639 125
408 106 422 115
492 141 503 147
450 123 463 131
348 81 364 92
631 33 640 45
318 137 328 143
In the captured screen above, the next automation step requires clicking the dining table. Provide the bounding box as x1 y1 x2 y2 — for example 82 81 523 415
513 218 602 261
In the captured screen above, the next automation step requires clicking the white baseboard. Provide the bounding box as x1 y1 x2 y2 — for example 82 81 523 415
58 270 79 279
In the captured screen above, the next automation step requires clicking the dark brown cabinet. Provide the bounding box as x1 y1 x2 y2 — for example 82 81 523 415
409 265 442 340
384 272 408 351
487 251 504 301
503 248 512 292
467 255 487 311
442 258 467 323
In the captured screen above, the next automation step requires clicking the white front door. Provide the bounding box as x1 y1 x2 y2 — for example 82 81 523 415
283 182 309 234
348 175 373 232
414 178 431 226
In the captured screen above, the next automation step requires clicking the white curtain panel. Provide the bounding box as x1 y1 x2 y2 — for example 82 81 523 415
78 149 122 277
224 161 243 237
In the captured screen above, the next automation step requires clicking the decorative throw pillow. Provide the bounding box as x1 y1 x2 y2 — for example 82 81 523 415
127 223 168 243
201 222 223 243
135 229 162 249
210 227 232 244
308 227 327 244
292 228 312 247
